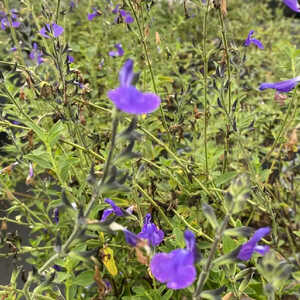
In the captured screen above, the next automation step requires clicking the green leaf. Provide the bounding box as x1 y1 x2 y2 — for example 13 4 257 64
162 290 173 300
173 227 185 248
222 235 237 254
47 121 64 147
214 171 237 186
24 148 52 169
71 271 94 287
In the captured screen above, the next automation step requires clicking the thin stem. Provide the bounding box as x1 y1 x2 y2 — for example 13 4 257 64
127 0 173 148
217 7 232 172
84 109 119 217
193 206 233 298
55 0 61 23
202 0 210 177
261 89 297 165
134 182 173 229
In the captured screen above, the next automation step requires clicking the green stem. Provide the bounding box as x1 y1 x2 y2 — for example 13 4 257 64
217 8 232 172
127 0 173 148
203 0 210 177
134 182 173 229
193 205 233 298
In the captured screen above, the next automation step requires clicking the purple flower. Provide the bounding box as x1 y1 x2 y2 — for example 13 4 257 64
67 55 74 63
112 5 134 24
107 59 161 114
237 227 271 261
137 213 164 247
244 30 264 49
100 198 124 222
40 23 64 38
259 76 300 93
88 8 101 21
109 43 124 57
10 47 17 52
124 229 140 246
119 9 134 23
0 10 21 30
150 230 197 290
29 43 44 65
283 0 300 12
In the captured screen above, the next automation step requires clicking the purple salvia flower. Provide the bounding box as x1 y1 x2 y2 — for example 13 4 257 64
119 9 134 23
259 76 300 93
112 5 134 23
53 264 61 271
100 198 124 222
109 43 124 57
112 4 120 14
137 213 164 247
283 0 300 12
10 47 17 52
150 230 197 290
107 59 161 114
237 227 271 261
0 10 20 30
67 55 74 63
29 43 44 65
40 23 64 38
124 229 140 246
244 30 264 49
88 8 101 21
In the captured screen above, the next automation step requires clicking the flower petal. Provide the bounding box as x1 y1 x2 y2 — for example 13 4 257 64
259 77 300 92
283 0 300 12
52 23 64 37
108 86 160 115
251 38 264 49
119 59 134 86
100 208 114 222
254 245 270 255
251 227 271 243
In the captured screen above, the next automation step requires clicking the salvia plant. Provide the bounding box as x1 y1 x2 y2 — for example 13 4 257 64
0 0 299 299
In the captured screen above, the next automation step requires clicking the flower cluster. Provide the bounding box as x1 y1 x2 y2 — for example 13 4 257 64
112 4 134 24
40 23 64 38
0 9 20 30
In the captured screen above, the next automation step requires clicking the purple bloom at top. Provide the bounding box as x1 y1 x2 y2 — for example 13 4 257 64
150 230 197 290
112 4 134 24
88 8 101 21
107 59 161 114
237 227 271 261
0 9 21 30
137 213 164 247
40 23 64 38
259 76 300 93
29 42 44 65
244 30 264 49
109 43 124 57
283 0 300 12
